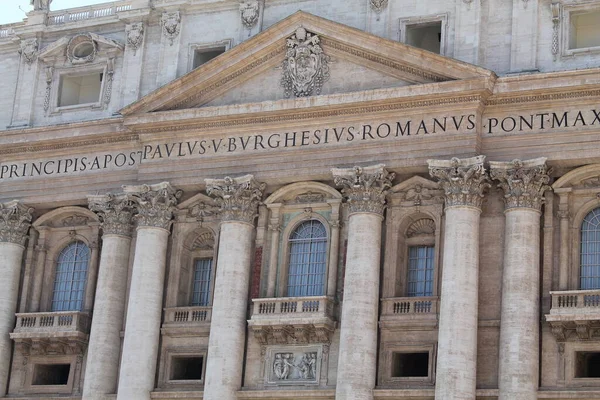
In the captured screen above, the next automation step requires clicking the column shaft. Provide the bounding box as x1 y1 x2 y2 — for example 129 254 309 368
0 243 25 397
498 209 540 400
83 234 131 400
435 206 480 400
204 221 254 400
117 227 169 400
335 213 382 400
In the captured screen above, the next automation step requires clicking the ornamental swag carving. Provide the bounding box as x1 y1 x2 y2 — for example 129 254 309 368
126 23 144 55
428 156 490 209
161 11 181 46
240 0 260 28
88 193 136 236
281 27 330 98
19 38 38 66
332 164 395 216
122 182 182 230
205 175 266 224
0 200 34 245
489 158 551 211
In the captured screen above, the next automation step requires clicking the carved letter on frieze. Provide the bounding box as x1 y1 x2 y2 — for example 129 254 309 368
0 200 34 246
428 156 490 209
161 11 181 46
240 0 260 28
126 22 145 55
281 28 330 98
489 158 551 212
122 182 182 230
332 164 395 216
88 193 136 237
205 175 266 224
19 38 38 66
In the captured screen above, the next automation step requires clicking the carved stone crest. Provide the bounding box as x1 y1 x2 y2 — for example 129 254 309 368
489 158 551 211
161 12 181 46
126 23 144 55
281 28 330 98
370 0 388 13
0 200 34 246
240 0 260 28
332 164 395 216
67 34 97 64
205 175 266 224
19 38 38 66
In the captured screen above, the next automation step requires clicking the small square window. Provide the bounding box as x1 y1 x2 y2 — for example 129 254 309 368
405 22 442 54
193 47 226 70
170 356 204 381
32 364 71 386
569 10 600 50
392 352 429 378
576 352 600 378
58 73 103 107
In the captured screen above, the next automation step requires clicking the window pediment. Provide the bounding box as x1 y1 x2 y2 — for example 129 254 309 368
38 33 123 64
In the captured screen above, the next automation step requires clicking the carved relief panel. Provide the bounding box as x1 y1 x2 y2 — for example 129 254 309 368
264 345 324 386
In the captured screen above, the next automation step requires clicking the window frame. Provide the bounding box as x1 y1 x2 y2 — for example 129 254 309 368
380 342 437 387
187 39 232 72
50 240 91 312
23 355 76 395
51 64 108 113
560 2 600 57
398 13 448 56
189 256 215 307
406 243 436 298
158 347 208 389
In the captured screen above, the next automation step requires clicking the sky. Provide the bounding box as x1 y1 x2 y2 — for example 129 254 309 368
1 0 109 25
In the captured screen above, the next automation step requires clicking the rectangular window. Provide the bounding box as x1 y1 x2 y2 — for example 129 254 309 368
405 22 442 54
576 352 600 378
170 356 204 381
391 352 429 378
193 47 226 69
32 364 71 386
58 73 103 107
191 259 212 306
569 10 600 50
407 246 434 297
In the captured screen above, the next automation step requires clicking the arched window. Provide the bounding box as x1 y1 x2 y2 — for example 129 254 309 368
581 208 600 290
287 220 328 297
51 241 91 312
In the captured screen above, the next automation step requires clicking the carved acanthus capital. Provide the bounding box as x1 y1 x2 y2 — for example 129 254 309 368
122 182 182 230
0 200 34 246
205 175 266 224
332 164 395 216
428 156 490 209
88 194 136 237
490 158 551 212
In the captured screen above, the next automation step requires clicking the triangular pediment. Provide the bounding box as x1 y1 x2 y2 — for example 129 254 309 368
121 11 494 116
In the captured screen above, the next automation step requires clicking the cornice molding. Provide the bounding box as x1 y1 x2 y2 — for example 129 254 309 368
486 88 600 106
0 133 139 156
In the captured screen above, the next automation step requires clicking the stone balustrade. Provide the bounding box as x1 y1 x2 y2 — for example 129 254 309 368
548 290 600 317
379 297 439 329
48 1 132 25
161 306 213 337
13 311 91 335
251 296 334 320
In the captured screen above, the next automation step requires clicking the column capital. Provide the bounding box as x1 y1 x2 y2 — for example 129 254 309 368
332 164 395 216
122 182 182 230
0 200 34 246
428 156 490 210
205 175 266 224
88 194 136 237
490 158 551 212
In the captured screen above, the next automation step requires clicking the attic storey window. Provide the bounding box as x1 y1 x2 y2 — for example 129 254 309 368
58 72 103 108
405 21 442 54
193 47 226 69
568 10 600 50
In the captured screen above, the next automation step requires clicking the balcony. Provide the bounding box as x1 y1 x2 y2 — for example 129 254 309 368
379 297 439 330
248 296 336 345
161 306 212 337
546 290 600 341
47 1 133 25
10 311 91 355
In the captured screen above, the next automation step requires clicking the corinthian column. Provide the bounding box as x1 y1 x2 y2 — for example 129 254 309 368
203 175 265 400
0 201 33 397
332 164 394 400
428 156 489 400
84 194 135 400
116 183 181 400
490 158 550 400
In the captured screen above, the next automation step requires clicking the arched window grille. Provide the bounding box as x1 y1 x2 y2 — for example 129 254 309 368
287 220 328 297
51 241 90 312
581 208 600 290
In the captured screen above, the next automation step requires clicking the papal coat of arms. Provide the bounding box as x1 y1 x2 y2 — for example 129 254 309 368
126 23 144 55
161 12 181 46
281 28 330 98
370 0 389 13
240 0 260 28
19 39 38 65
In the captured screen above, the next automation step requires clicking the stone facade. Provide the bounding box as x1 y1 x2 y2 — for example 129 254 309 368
1 0 600 399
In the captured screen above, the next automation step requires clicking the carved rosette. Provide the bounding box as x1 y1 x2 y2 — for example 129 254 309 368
161 11 181 46
332 164 395 216
281 28 330 98
240 0 260 28
88 194 136 237
122 182 182 230
126 22 144 55
0 200 34 246
19 38 38 65
205 175 266 224
428 156 490 209
489 158 551 212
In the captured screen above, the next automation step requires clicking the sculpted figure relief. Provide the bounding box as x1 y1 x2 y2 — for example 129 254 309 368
240 0 260 28
30 0 51 11
273 353 294 380
281 27 330 98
